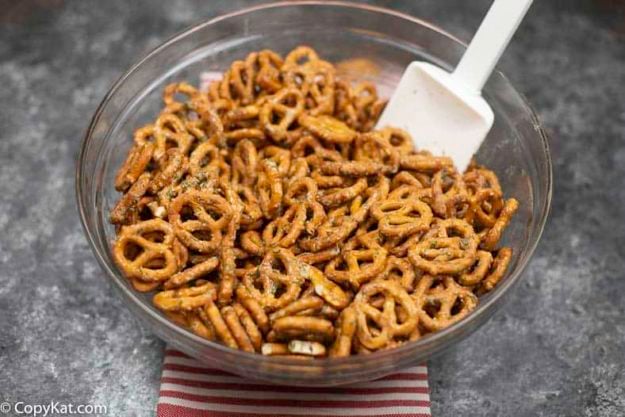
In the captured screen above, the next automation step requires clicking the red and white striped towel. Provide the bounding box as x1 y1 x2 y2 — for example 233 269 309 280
157 349 431 417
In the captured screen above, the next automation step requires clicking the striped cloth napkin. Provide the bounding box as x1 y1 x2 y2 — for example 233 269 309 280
157 349 431 417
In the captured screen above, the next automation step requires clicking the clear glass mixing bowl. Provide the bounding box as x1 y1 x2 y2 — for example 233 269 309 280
76 1 552 386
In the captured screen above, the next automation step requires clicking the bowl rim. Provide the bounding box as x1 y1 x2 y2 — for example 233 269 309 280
76 0 553 370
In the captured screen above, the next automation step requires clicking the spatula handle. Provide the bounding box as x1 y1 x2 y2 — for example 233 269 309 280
453 0 533 94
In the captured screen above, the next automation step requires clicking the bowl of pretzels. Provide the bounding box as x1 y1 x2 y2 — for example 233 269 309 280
76 1 552 385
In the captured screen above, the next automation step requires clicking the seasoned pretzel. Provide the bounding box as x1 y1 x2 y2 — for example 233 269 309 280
464 167 502 195
459 250 493 287
299 206 358 252
163 82 201 114
115 142 154 191
351 131 400 173
400 153 453 172
235 285 270 333
373 199 433 238
240 230 265 256
290 255 351 309
149 149 188 194
480 198 519 250
380 256 417 291
354 280 418 350
168 190 233 253
256 49 284 93
217 180 243 304
271 316 335 342
299 114 357 144
262 204 307 248
241 250 303 311
153 282 216 311
329 306 357 357
189 141 223 177
431 168 469 218
284 177 318 205
261 342 290 356
350 175 390 223
221 305 256 352
391 171 424 189
318 178 367 208
187 310 216 341
153 113 194 158
480 247 513 293
232 302 263 351
202 300 239 349
112 219 179 282
383 232 423 258
467 188 504 228
413 276 478 331
110 173 152 225
325 232 388 289
409 219 479 275
297 247 340 265
231 139 258 186
257 160 283 219
269 296 324 322
380 127 414 154
220 55 257 105
260 88 304 142
163 256 219 289
110 46 519 358
387 183 432 205
234 184 263 228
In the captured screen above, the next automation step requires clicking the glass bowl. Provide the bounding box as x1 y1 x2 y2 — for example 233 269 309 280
76 1 552 386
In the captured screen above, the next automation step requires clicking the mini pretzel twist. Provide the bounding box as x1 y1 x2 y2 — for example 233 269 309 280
112 219 180 282
168 190 233 253
325 232 388 289
408 219 479 275
299 206 358 252
412 276 478 331
241 250 303 311
153 113 194 158
379 256 418 292
467 188 505 228
260 88 304 142
373 199 433 238
262 204 307 248
256 49 284 93
354 280 418 351
464 167 502 196
431 168 469 218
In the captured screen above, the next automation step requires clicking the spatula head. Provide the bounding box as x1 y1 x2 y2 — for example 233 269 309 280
376 62 494 172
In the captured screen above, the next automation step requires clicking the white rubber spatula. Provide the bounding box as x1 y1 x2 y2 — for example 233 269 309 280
376 0 534 172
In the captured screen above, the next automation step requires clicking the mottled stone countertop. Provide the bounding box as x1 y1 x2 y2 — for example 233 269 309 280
1 0 624 416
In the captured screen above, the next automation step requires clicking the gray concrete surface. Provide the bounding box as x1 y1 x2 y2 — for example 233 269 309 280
1 0 624 416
